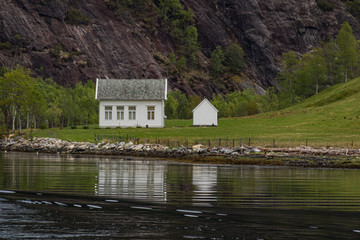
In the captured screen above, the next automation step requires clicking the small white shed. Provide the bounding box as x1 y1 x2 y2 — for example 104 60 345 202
192 98 218 127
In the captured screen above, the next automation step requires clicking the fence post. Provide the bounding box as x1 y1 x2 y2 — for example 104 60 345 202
219 139 221 147
248 138 251 146
273 138 275 148
306 139 308 146
240 138 242 147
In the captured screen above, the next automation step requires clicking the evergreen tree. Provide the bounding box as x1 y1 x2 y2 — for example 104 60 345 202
210 46 225 78
184 26 199 55
224 43 245 73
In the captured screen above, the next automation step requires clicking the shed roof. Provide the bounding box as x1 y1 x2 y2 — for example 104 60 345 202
192 98 218 113
95 79 167 101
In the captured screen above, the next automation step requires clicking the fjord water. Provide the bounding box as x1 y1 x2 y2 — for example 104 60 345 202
1 152 360 239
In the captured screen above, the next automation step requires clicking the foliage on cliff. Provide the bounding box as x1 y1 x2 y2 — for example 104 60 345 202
277 22 360 108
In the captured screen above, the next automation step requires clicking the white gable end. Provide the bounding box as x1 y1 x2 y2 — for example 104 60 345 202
192 99 218 126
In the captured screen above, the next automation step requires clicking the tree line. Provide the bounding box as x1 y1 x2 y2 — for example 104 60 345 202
0 67 98 137
0 66 276 136
277 21 360 108
165 87 278 119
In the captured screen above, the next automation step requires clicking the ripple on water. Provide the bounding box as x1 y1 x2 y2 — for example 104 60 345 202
0 190 16 194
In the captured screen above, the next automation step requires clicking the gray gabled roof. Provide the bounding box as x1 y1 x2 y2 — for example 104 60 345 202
192 98 218 113
96 79 167 101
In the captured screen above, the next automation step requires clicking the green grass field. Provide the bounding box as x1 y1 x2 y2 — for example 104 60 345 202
33 78 360 148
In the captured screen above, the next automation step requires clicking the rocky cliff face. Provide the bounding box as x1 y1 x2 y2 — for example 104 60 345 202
184 0 360 88
0 0 170 86
0 0 359 95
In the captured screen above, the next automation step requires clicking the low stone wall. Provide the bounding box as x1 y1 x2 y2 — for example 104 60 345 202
1 137 360 160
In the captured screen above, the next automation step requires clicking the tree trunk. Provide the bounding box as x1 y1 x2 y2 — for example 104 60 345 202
345 68 348 83
18 108 22 133
4 109 11 140
12 106 16 131
34 114 37 129
26 113 29 130
316 80 319 94
30 114 35 141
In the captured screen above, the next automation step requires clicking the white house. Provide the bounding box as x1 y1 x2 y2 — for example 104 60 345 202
95 78 167 128
192 98 218 127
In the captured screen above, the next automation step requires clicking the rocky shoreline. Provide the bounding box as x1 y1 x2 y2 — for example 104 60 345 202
1 137 360 168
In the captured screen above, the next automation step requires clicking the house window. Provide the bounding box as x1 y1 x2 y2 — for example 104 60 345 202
117 106 124 120
147 106 155 120
105 106 112 120
128 106 136 120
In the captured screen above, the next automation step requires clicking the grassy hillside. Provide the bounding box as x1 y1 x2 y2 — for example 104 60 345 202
33 78 360 148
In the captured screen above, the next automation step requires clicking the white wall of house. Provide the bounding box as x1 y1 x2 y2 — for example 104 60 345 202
99 100 165 128
193 99 218 126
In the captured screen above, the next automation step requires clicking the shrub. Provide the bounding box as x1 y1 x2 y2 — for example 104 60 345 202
65 6 91 25
71 126 77 129
0 41 12 50
39 123 47 129
83 125 89 129
224 43 245 73
317 0 334 11
347 0 360 19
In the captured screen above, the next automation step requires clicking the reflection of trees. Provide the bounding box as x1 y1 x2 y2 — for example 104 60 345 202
0 153 98 193
216 167 266 206
165 164 194 204
216 167 360 208
3 152 360 209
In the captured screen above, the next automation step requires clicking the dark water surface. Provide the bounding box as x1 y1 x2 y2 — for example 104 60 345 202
1 152 360 239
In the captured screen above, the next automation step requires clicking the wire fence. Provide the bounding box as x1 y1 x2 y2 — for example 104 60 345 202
94 134 359 149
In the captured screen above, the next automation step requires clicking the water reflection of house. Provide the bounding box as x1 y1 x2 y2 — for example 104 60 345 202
96 160 166 202
192 166 218 206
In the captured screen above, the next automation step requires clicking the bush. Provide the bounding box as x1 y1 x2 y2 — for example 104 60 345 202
0 41 13 50
224 43 245 73
71 126 77 129
83 125 89 129
39 123 47 129
347 0 360 19
65 6 91 25
317 0 334 11
0 125 6 138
